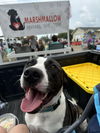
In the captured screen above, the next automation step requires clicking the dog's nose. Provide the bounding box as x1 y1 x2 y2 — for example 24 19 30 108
23 68 43 83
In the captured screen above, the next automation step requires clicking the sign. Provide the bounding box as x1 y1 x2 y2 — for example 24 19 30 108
0 1 70 38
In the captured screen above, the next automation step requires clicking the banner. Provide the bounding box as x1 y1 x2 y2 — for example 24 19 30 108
0 1 70 38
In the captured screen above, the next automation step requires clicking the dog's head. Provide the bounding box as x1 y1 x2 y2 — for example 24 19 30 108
20 57 63 113
8 9 18 16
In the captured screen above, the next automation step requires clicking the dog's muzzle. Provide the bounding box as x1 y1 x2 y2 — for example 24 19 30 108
23 67 43 84
21 67 49 113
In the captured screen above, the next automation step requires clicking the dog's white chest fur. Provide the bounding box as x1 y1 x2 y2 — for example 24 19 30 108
25 92 66 133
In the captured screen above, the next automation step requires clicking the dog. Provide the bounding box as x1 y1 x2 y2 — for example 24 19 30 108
20 57 86 133
8 9 25 31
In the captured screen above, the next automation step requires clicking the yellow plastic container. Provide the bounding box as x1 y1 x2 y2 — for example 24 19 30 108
62 62 100 94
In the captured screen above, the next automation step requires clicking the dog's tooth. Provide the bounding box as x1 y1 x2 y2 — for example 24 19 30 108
42 93 48 100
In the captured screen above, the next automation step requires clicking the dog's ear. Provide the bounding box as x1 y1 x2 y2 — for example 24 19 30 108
8 10 11 15
23 57 37 70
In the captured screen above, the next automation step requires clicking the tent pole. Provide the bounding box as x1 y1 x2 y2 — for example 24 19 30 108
67 18 70 47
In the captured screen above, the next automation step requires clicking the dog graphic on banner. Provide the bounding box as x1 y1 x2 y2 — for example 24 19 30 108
8 9 25 31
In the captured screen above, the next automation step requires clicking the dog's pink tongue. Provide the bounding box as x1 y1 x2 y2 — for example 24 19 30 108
21 89 43 112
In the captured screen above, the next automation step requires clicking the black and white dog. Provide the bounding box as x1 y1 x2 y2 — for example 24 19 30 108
20 57 86 133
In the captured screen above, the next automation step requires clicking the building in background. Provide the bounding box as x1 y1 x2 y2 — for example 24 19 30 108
72 27 100 42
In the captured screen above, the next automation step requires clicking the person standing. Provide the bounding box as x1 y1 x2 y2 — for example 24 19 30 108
29 36 39 52
38 39 45 51
48 35 64 50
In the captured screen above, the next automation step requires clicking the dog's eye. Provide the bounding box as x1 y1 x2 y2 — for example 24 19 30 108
51 64 57 69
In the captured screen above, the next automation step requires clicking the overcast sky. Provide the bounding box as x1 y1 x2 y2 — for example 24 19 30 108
0 0 100 36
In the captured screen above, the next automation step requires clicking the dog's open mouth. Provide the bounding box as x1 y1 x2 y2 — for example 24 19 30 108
21 88 49 112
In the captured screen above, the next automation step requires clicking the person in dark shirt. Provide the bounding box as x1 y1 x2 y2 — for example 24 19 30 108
48 35 64 50
51 35 60 44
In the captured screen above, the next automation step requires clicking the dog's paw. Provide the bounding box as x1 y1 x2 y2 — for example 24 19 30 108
28 125 48 133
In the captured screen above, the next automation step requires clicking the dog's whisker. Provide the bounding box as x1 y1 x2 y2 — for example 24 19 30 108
14 79 20 85
16 75 21 77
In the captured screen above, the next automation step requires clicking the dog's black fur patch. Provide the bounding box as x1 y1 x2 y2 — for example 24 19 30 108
44 58 63 96
24 58 37 70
